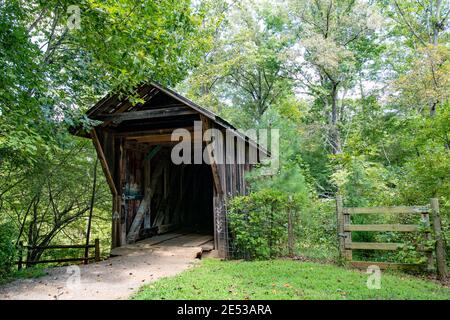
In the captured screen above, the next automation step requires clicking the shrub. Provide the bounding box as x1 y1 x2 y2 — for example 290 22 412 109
0 222 17 279
228 189 309 260
228 189 287 259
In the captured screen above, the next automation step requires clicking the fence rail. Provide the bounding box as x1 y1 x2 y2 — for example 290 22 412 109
342 206 430 215
336 196 448 279
17 238 100 269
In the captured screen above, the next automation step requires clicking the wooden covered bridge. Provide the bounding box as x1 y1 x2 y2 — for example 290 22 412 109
75 83 267 258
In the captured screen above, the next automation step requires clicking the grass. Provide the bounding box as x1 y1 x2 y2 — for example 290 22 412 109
0 266 46 285
133 258 450 300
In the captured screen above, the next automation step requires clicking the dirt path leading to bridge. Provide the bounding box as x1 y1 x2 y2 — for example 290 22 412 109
0 245 202 300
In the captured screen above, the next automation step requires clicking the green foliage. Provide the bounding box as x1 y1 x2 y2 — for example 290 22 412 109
0 266 46 286
228 189 291 259
0 222 17 279
181 0 293 124
296 199 339 260
1 0 449 273
0 0 208 267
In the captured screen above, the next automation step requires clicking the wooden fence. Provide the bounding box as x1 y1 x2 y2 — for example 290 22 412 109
17 239 100 270
336 196 448 279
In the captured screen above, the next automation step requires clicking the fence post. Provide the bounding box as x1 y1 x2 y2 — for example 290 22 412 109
95 238 100 262
431 198 448 280
18 241 23 271
336 195 345 261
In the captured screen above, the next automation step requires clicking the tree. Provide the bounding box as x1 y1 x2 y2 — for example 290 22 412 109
182 0 293 127
1 0 207 167
286 0 383 155
0 0 209 266
380 0 450 115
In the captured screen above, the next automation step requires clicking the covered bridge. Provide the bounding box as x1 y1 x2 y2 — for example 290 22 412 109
75 83 267 258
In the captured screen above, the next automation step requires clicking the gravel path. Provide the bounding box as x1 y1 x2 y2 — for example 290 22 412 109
0 245 201 300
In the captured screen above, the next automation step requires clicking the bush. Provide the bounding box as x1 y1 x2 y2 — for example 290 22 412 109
228 189 308 260
0 222 18 279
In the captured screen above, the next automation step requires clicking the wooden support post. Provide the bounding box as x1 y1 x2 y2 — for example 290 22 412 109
18 241 23 271
95 238 100 262
200 115 223 195
422 210 434 271
143 158 151 230
111 196 120 249
336 195 345 262
431 198 448 280
90 129 118 196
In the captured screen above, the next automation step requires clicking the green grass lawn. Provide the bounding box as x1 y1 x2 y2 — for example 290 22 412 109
133 259 450 300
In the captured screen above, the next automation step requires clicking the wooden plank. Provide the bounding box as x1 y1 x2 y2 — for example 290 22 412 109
128 134 202 144
344 224 419 232
133 232 186 247
126 192 151 243
25 244 95 249
343 206 429 214
144 145 162 162
119 139 126 246
346 242 403 250
115 126 194 137
92 85 157 121
157 224 179 234
126 163 164 243
24 257 95 265
182 235 214 247
349 261 424 271
95 106 196 122
159 234 209 247
143 159 151 230
91 129 118 196
200 115 223 195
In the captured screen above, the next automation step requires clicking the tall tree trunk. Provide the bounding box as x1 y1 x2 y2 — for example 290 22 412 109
84 157 98 263
429 0 442 116
329 83 342 155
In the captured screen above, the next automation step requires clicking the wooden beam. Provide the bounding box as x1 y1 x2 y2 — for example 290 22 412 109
344 224 419 232
200 115 223 195
343 206 429 215
127 133 201 144
126 164 164 243
126 191 151 243
101 86 158 127
95 106 196 122
91 129 118 196
346 242 403 250
144 145 162 162
114 126 194 137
